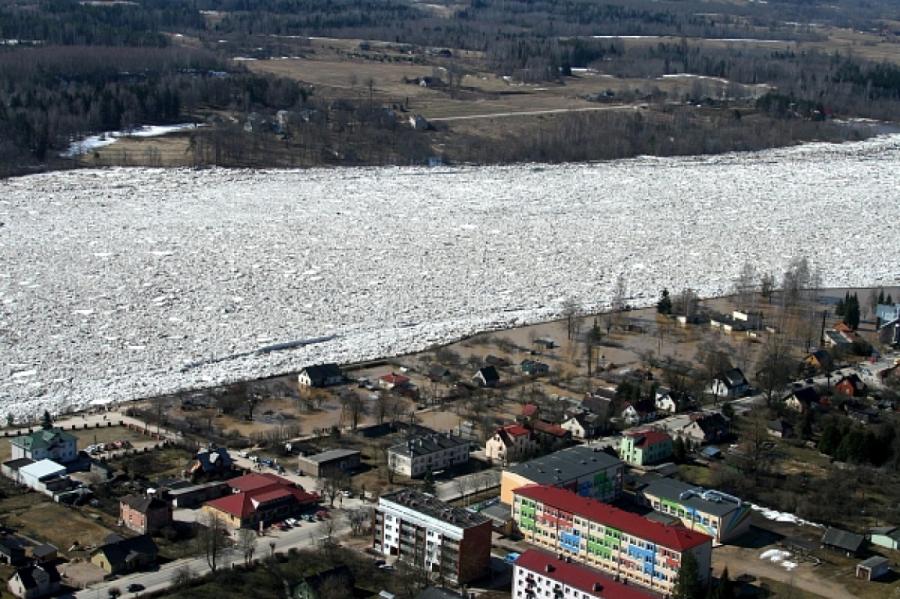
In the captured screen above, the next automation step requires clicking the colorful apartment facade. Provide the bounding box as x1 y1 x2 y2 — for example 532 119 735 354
512 485 712 594
637 478 751 544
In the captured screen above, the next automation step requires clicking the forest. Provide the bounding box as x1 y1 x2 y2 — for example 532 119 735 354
1 0 900 175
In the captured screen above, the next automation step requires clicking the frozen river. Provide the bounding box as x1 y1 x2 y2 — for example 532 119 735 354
2 136 900 417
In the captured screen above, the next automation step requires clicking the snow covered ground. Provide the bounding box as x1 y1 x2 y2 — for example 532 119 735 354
3 135 900 417
60 123 199 158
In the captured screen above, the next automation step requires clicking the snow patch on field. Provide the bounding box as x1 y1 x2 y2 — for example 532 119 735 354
760 549 798 571
750 504 824 528
61 123 199 157
3 135 900 417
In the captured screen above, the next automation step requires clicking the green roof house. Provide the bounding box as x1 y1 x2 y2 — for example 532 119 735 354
10 428 78 464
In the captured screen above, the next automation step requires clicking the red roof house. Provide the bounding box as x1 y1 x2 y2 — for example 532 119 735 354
204 474 318 529
379 372 411 390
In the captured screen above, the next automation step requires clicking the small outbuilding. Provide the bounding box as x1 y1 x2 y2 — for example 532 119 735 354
856 555 890 581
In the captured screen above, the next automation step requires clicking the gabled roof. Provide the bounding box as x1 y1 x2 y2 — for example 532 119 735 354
299 363 343 385
822 527 865 553
623 399 655 415
522 403 539 417
514 485 711 551
380 372 410 386
625 430 671 448
121 494 169 514
690 412 730 435
11 563 60 590
496 424 530 441
206 481 318 520
11 427 76 451
786 386 820 406
228 473 291 493
531 420 569 438
91 534 158 568
474 365 500 383
719 368 747 388
515 550 658 599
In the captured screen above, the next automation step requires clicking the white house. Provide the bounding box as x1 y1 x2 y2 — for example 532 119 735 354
296 363 344 388
560 413 603 439
484 424 536 465
387 433 469 478
707 368 749 399
7 563 61 599
10 428 77 464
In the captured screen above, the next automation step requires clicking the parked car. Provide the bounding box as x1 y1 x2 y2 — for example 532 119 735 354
127 583 145 592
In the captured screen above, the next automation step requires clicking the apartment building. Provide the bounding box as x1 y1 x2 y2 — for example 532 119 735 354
512 550 660 599
500 445 624 504
637 477 751 544
374 489 492 585
512 485 712 594
388 433 470 478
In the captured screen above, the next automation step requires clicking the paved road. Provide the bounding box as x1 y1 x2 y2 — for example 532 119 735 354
427 104 642 122
72 511 354 599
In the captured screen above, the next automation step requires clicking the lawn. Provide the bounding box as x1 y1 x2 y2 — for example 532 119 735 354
3 499 118 556
109 446 195 480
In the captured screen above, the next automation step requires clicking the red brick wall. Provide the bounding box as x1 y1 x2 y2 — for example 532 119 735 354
458 520 492 584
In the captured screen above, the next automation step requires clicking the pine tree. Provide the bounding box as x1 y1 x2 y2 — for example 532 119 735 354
422 470 435 494
878 289 885 304
718 566 735 599
672 551 704 599
657 289 673 315
41 410 52 430
888 294 894 305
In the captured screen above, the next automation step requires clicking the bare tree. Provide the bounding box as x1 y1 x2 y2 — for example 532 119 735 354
760 272 776 304
561 297 580 341
171 564 193 588
348 508 372 537
782 256 811 307
235 528 257 566
754 333 795 406
318 471 350 507
196 511 228 572
734 261 757 310
339 390 367 431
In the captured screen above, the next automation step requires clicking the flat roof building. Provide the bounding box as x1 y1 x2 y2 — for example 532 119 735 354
297 449 361 478
388 433 469 478
637 477 751 544
513 550 661 599
500 445 623 504
374 489 491 585
512 485 712 595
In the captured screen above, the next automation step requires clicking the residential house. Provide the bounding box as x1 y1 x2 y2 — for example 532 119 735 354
427 365 453 383
619 430 673 466
637 477 751 544
10 428 77 464
621 399 656 426
7 563 61 599
521 360 550 376
804 350 834 373
296 449 361 478
824 329 854 348
878 318 900 347
654 388 681 414
857 360 900 388
293 564 354 599
90 534 159 575
379 372 411 391
30 546 56 564
120 494 173 534
821 527 865 556
732 310 764 329
767 419 794 439
869 526 900 550
185 447 233 479
561 413 603 440
0 538 25 566
472 366 500 388
784 386 823 413
512 484 712 594
297 364 344 388
485 424 537 465
875 303 900 324
500 445 623 505
374 489 492 584
15 459 75 497
531 420 572 449
677 412 730 445
835 373 867 397
582 390 615 421
707 369 749 399
387 433 469 478
202 473 318 530
512 549 659 599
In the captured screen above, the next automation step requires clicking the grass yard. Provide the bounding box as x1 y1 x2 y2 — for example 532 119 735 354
109 446 195 480
3 499 118 557
71 424 157 449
